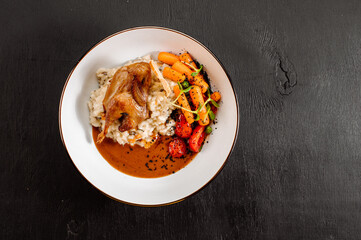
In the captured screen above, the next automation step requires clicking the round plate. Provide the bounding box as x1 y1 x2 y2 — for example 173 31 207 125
59 26 239 206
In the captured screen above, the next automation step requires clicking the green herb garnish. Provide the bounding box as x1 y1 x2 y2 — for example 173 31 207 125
181 61 203 77
171 83 200 120
191 65 203 77
172 81 219 121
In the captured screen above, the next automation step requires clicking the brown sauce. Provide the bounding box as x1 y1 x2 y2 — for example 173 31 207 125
92 127 197 178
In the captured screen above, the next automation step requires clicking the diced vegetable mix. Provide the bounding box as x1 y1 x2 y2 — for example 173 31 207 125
158 51 221 157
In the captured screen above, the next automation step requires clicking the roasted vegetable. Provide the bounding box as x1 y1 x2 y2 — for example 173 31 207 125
191 75 209 93
173 85 194 124
211 91 221 102
158 52 179 65
189 86 210 126
163 67 186 83
169 137 187 157
179 52 197 69
189 125 206 152
172 61 194 80
175 114 193 138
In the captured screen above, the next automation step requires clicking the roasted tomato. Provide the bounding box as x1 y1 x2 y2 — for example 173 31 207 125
189 125 206 152
175 114 192 138
169 137 187 158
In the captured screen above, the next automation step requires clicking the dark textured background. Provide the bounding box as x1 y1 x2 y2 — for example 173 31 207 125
1 0 361 239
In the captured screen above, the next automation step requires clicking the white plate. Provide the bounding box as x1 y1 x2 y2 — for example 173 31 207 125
59 26 239 206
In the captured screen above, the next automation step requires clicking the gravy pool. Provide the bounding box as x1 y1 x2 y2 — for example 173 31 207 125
93 127 197 178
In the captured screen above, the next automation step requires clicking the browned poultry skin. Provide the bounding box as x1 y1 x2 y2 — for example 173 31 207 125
97 62 152 143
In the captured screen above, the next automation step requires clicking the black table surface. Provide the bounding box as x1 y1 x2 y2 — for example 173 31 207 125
2 0 361 239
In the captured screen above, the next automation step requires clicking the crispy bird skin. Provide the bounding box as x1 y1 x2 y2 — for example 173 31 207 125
97 62 152 143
